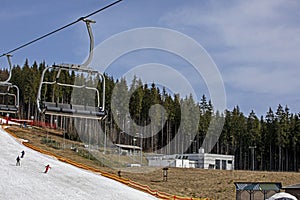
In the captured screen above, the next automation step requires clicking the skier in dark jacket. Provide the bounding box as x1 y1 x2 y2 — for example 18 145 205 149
21 150 25 158
16 156 20 166
44 164 51 173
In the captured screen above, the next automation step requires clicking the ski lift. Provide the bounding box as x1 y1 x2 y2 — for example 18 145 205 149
36 19 106 120
0 54 19 114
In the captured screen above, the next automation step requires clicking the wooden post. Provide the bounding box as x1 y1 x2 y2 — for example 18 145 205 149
163 167 168 182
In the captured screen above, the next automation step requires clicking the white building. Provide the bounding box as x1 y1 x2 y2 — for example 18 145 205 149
147 154 190 168
147 148 234 170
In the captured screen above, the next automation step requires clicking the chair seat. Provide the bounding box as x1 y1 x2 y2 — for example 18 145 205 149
0 104 18 113
42 102 106 119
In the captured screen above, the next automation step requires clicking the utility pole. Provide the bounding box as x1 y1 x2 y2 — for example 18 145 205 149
140 133 143 166
103 121 110 154
133 137 137 157
136 132 143 166
249 146 256 171
104 120 107 154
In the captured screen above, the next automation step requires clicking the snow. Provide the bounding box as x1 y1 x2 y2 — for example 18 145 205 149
0 126 157 200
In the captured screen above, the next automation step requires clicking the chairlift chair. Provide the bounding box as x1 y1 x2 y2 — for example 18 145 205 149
36 19 107 120
0 54 19 114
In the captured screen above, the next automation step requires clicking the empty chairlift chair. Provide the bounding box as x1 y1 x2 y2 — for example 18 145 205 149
0 54 19 114
36 19 106 120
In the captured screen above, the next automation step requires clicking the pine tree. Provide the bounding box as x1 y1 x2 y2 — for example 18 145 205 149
265 107 276 170
246 110 260 170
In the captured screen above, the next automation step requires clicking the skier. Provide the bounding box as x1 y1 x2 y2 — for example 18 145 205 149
21 150 25 158
44 164 51 173
16 156 20 166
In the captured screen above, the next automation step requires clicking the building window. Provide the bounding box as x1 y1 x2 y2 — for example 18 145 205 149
208 164 215 169
215 159 220 169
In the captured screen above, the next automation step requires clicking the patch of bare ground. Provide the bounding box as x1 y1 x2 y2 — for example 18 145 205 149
5 125 300 199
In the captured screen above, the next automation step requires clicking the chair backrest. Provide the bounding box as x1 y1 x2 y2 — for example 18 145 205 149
37 65 106 120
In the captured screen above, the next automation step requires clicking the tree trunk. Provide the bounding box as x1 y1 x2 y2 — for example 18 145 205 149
27 99 31 119
285 148 288 171
279 145 282 171
294 144 297 171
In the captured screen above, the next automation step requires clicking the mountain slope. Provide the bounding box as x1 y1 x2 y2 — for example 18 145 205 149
0 126 157 200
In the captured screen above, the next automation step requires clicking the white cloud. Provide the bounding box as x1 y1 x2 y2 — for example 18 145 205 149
224 66 300 95
160 0 300 54
159 0 300 114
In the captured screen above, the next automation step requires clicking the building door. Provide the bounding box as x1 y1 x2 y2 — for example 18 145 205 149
222 160 226 170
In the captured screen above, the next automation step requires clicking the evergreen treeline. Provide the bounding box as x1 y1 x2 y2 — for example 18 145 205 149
2 61 300 172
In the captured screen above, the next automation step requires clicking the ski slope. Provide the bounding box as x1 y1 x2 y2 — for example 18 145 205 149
0 126 157 200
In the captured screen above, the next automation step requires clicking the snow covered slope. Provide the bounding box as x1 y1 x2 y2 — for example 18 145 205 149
0 126 157 200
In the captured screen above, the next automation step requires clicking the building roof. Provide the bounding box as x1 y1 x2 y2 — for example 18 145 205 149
234 182 282 191
282 183 300 189
115 144 142 150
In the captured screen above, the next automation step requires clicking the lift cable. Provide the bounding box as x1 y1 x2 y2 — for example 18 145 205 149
0 0 123 58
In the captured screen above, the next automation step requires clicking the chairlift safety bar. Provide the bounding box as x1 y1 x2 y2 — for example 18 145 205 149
0 55 20 114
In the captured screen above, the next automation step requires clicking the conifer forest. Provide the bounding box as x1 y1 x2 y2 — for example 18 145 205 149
1 60 300 172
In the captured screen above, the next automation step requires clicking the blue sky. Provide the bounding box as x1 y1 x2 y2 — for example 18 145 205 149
0 0 299 117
